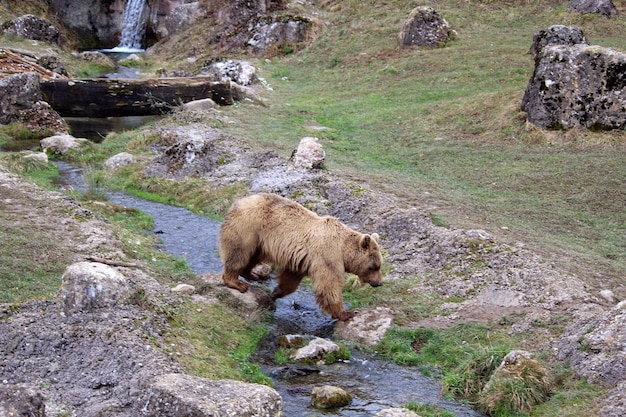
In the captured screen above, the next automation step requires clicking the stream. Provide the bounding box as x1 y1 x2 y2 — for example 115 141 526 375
56 162 484 417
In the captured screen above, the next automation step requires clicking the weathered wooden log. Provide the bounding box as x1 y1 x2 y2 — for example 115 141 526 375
40 77 234 117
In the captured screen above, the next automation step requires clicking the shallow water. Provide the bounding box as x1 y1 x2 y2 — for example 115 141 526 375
56 162 222 274
57 162 484 416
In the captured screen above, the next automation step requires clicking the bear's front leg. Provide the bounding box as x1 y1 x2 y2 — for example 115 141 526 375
222 270 249 293
313 277 355 321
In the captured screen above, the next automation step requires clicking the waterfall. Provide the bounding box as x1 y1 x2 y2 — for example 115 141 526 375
116 0 148 51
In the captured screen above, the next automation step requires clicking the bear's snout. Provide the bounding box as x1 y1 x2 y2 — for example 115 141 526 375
370 281 382 287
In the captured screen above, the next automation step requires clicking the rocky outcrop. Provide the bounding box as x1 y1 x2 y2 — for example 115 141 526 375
553 301 626 416
212 0 287 28
554 301 626 385
158 2 201 38
522 43 626 130
246 15 313 55
0 72 67 133
398 6 456 48
48 0 125 49
47 0 198 49
568 0 618 18
1 14 60 44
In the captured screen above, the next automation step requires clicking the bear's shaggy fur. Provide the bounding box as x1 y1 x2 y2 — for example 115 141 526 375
219 193 383 321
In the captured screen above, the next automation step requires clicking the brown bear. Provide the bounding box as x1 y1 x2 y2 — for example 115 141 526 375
218 193 383 321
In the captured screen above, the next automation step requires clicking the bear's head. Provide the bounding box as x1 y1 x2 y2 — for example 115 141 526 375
348 233 383 287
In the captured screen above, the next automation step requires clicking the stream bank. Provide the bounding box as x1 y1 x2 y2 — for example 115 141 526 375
55 161 485 417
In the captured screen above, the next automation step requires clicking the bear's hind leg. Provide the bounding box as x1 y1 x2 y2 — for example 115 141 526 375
271 270 304 300
239 255 267 282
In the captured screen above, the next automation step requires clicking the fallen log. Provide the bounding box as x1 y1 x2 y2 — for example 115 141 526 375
40 76 234 117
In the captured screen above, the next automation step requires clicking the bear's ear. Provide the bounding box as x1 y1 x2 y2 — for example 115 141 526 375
371 233 379 242
360 234 371 249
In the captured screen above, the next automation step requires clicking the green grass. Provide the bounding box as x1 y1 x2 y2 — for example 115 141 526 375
405 402 456 417
166 301 272 385
0 220 69 302
376 323 599 416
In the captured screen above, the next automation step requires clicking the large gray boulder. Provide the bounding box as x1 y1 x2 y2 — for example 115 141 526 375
48 0 130 48
247 15 313 55
0 72 67 133
522 43 626 130
0 72 42 123
58 261 134 317
142 373 283 417
2 14 60 44
568 0 618 18
398 6 456 48
41 134 88 155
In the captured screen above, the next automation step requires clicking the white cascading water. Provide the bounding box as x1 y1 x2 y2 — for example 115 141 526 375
116 0 147 51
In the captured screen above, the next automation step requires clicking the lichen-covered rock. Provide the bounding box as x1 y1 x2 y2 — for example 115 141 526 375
398 6 456 48
568 0 618 18
20 101 69 133
247 15 313 55
199 59 258 86
311 385 352 409
58 261 134 316
522 44 626 130
528 25 588 59
0 73 41 112
2 14 60 44
142 373 283 417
